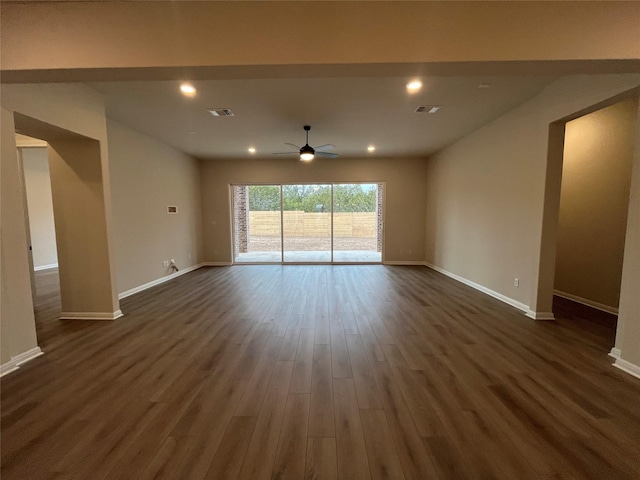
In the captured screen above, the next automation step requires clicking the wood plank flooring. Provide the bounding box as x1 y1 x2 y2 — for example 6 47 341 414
2 265 640 479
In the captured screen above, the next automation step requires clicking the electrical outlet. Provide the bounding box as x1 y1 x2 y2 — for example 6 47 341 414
514 278 519 287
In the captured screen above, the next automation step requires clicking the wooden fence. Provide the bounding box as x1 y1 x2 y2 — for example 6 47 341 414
248 211 376 238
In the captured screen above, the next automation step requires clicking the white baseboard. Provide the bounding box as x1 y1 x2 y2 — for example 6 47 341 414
608 348 640 380
201 262 233 267
553 289 618 315
525 310 556 321
383 261 426 266
60 310 123 321
613 358 640 380
118 263 205 299
34 263 58 271
0 347 44 377
424 262 530 315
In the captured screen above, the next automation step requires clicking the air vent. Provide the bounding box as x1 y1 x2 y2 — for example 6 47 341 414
208 108 235 117
414 105 441 114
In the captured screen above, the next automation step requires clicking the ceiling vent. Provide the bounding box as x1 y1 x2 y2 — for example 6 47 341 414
208 108 235 117
414 105 441 114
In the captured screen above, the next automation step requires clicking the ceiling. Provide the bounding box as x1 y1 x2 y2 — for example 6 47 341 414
89 74 557 161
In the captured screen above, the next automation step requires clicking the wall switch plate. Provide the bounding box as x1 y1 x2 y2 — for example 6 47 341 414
514 278 519 287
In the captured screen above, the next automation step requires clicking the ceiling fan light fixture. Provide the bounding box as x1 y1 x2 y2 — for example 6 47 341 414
299 144 315 161
274 125 337 160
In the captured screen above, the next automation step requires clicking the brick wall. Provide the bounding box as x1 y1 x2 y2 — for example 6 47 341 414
233 186 249 255
377 184 383 253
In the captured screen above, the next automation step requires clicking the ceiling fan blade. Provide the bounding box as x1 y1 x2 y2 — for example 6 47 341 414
315 151 339 158
314 144 336 151
273 152 298 155
284 143 301 150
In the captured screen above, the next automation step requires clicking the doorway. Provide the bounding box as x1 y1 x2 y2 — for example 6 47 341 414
12 113 121 321
233 183 383 264
553 97 637 318
17 134 60 312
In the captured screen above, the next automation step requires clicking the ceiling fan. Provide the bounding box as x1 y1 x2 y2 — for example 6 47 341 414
273 125 338 162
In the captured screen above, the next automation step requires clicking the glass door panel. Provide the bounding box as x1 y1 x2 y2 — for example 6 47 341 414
282 184 332 263
333 183 382 263
233 183 382 264
233 185 282 263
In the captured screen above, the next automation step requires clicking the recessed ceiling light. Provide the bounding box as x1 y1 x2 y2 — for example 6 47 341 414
248 147 256 154
406 79 423 93
367 146 376 152
180 83 196 97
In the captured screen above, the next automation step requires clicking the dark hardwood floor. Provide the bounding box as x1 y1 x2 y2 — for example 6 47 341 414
2 265 639 480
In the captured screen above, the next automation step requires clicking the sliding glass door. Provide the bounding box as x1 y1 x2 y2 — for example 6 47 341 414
283 184 332 263
333 184 381 263
233 183 383 264
233 185 282 263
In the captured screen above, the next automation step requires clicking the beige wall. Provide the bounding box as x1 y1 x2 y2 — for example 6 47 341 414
615 99 640 369
425 74 640 313
201 157 427 264
2 1 639 79
107 118 203 293
21 147 58 269
47 138 119 318
1 107 38 365
555 98 637 311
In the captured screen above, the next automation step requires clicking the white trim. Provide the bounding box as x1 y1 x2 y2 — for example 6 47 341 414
383 261 426 266
118 263 205 299
424 262 531 315
553 289 618 315
0 347 44 377
0 364 19 377
612 358 640 380
60 310 123 321
202 262 233 267
608 348 640 380
525 310 556 321
34 263 58 271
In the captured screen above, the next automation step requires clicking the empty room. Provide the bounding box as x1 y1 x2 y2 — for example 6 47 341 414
2 2 640 480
